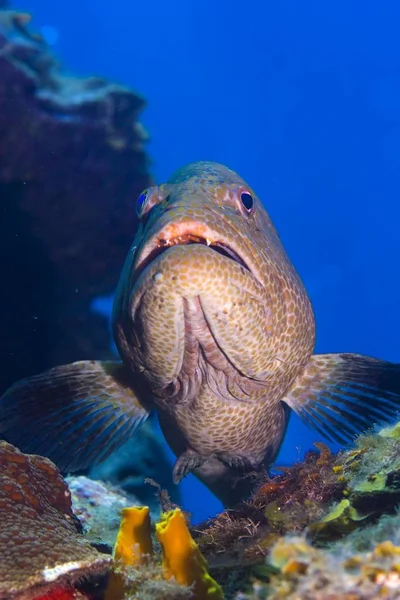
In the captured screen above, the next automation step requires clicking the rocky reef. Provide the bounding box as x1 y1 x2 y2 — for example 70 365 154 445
0 441 110 600
0 7 182 510
193 423 400 598
4 422 400 599
0 9 152 393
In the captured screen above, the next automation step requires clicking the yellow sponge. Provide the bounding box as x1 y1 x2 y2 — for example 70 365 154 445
105 506 153 600
156 508 223 599
113 505 153 565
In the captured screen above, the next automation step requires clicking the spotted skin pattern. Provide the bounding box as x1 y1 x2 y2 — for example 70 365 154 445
112 162 315 502
3 161 400 507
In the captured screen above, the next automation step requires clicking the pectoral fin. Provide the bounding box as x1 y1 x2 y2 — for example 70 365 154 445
283 353 400 444
0 360 150 471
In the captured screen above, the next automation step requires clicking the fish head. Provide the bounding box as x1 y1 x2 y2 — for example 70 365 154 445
113 161 315 403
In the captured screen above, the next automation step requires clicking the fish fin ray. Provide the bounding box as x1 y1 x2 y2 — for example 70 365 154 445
283 353 400 444
0 360 151 471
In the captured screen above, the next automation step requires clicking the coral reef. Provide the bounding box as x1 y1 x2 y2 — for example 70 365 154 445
0 442 216 600
308 423 400 542
260 535 400 599
107 563 192 600
66 476 145 550
0 10 152 392
0 441 110 600
194 442 344 577
5 413 400 599
192 424 400 598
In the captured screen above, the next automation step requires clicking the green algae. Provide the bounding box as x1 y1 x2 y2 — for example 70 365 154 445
193 422 400 598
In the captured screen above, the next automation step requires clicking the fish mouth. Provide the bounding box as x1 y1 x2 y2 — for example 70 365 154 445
135 227 251 278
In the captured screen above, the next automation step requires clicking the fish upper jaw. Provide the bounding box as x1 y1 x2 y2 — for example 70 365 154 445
133 217 258 283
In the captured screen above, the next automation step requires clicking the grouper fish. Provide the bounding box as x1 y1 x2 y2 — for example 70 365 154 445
1 161 400 506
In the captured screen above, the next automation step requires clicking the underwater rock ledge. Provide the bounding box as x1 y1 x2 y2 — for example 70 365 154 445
0 9 153 391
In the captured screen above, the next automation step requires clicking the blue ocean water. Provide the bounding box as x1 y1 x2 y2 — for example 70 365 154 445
20 0 400 523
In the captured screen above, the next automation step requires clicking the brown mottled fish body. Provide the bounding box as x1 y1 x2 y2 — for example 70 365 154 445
1 161 400 507
113 162 315 499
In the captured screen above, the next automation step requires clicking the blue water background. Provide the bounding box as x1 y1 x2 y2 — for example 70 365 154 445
20 0 400 522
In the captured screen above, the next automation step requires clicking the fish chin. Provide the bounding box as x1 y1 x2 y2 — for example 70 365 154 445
127 243 272 403
132 284 263 406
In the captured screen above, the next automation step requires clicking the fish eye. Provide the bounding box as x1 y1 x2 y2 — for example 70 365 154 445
240 191 254 213
136 190 148 216
136 186 169 221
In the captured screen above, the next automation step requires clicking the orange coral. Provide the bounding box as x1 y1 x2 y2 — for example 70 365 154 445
0 441 110 600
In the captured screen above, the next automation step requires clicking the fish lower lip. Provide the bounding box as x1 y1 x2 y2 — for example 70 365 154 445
137 235 251 275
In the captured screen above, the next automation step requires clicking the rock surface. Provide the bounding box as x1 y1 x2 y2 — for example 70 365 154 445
0 441 110 600
0 10 152 393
